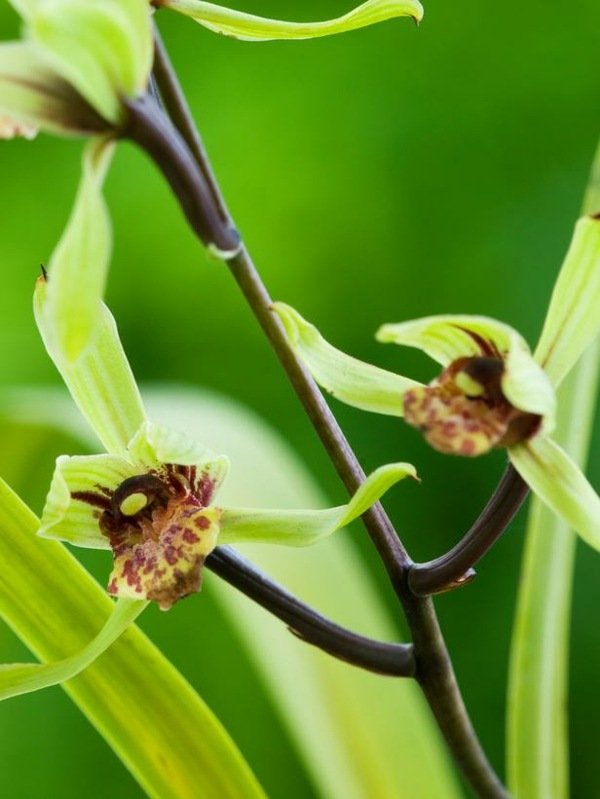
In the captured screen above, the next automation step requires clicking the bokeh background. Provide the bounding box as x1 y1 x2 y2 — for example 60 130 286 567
1 1 599 796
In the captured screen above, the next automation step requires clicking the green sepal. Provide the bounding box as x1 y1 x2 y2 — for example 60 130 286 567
534 215 600 387
43 136 114 363
377 314 557 429
0 42 104 136
0 598 146 701
273 302 419 416
509 436 600 553
159 0 423 41
34 282 147 457
220 462 417 546
28 0 153 124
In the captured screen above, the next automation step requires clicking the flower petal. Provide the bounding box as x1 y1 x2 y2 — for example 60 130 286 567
220 462 417 546
39 453 135 548
534 215 600 387
34 280 147 457
44 136 115 363
377 314 556 428
159 0 423 42
107 504 221 610
0 598 145 701
29 0 152 124
509 436 600 552
273 302 419 416
127 422 229 495
0 42 104 136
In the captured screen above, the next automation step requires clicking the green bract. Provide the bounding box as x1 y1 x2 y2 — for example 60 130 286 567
35 284 417 608
157 0 424 42
273 212 600 552
0 0 152 135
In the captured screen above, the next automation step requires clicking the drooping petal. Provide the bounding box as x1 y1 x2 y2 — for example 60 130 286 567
273 302 419 416
377 314 556 429
220 462 417 546
107 503 221 610
34 280 147 457
0 598 145 701
0 42 105 136
534 215 600 388
509 436 600 552
28 0 153 124
38 453 135 548
159 0 423 42
43 136 115 363
127 422 230 497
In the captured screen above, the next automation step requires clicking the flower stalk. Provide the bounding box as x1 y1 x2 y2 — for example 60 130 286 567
148 27 509 799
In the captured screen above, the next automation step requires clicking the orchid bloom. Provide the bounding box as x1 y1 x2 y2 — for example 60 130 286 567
34 276 415 609
273 211 600 552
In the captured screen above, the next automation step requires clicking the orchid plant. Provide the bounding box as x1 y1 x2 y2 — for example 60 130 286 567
0 0 598 798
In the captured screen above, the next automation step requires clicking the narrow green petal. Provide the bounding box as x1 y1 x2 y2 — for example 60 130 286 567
377 314 556 427
509 436 600 552
0 41 101 136
273 302 419 416
220 462 417 546
534 215 600 387
160 0 423 42
0 598 145 701
43 136 114 363
39 453 134 548
29 0 152 123
34 280 147 457
128 421 229 480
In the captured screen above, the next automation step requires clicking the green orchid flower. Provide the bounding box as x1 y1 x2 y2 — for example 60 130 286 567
155 0 424 42
273 211 600 552
34 276 416 609
0 0 152 136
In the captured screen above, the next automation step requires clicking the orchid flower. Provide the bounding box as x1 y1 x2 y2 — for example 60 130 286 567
34 276 416 610
273 211 600 552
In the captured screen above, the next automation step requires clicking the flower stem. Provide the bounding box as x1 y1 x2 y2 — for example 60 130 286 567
408 464 529 596
128 26 511 798
208 546 415 676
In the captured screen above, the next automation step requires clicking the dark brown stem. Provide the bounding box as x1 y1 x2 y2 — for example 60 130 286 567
207 546 415 677
409 464 529 596
137 27 511 799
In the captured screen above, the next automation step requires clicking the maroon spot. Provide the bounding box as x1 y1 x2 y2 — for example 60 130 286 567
71 490 111 511
183 529 200 544
460 439 476 456
195 516 211 530
164 546 178 566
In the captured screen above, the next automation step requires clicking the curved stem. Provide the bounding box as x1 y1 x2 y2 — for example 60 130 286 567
408 464 529 596
139 28 510 799
207 546 415 677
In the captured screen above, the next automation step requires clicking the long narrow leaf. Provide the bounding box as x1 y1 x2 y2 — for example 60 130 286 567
0 477 265 799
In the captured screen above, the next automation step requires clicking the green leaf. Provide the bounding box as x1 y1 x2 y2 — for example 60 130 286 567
507 144 600 798
1 386 460 799
220 462 417 546
0 477 266 799
42 136 115 363
0 598 146 700
143 388 459 799
34 282 147 457
29 0 152 123
159 0 423 42
534 214 600 387
377 314 556 427
273 302 419 416
0 41 102 136
509 434 600 552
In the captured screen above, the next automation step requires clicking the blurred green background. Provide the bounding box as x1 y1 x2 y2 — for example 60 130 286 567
1 1 599 796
